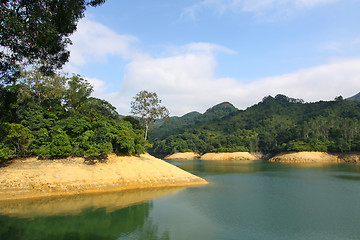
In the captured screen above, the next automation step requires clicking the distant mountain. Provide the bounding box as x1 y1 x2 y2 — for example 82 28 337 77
202 102 238 120
347 92 360 101
181 111 202 120
150 94 360 155
149 102 237 140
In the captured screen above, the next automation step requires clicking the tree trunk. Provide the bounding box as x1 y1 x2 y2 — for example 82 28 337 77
144 123 149 144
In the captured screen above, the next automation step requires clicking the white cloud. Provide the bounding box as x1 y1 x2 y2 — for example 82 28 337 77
112 43 360 116
245 58 360 104
64 19 360 116
86 77 107 97
181 0 342 20
67 19 140 67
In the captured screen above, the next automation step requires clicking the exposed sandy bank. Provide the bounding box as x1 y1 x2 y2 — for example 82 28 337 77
269 152 339 163
200 152 261 161
0 154 207 201
165 152 201 160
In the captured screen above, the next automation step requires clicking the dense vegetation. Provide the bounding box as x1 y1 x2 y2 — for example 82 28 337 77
150 94 360 155
1 0 106 84
0 70 145 161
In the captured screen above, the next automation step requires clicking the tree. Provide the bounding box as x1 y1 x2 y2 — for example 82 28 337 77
17 69 66 103
131 90 169 143
0 0 106 85
64 74 93 112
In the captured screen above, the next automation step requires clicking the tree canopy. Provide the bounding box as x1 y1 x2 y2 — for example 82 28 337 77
0 0 106 85
0 70 145 161
131 90 169 142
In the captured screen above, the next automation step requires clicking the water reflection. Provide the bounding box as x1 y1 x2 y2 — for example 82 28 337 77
0 187 184 218
170 160 344 176
0 188 182 240
169 160 264 175
0 202 163 240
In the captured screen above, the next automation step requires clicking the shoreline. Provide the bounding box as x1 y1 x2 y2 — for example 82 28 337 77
165 151 360 163
0 154 207 202
165 152 264 161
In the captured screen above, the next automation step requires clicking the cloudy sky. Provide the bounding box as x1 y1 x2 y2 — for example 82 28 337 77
64 0 360 116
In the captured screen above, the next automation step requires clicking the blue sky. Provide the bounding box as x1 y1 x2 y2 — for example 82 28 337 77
64 0 360 116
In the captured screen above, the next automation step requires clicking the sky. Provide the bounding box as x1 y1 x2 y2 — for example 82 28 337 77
63 0 360 116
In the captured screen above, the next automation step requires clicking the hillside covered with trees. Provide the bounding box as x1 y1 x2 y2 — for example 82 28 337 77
0 70 145 160
150 94 360 156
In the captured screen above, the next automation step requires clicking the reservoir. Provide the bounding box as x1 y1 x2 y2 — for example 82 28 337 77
1 160 360 240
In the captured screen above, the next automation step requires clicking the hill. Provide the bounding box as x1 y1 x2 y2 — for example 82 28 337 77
150 94 360 155
150 102 237 140
347 92 360 101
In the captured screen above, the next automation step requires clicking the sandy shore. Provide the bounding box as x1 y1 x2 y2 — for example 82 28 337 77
165 152 201 160
200 152 262 161
165 152 262 161
269 152 340 163
0 154 207 201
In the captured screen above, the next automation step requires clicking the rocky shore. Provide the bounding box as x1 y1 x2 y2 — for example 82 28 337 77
0 154 207 201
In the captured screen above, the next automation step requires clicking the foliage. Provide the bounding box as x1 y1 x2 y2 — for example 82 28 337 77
65 75 93 112
131 90 169 142
0 123 33 159
0 0 106 85
0 70 144 161
151 94 360 155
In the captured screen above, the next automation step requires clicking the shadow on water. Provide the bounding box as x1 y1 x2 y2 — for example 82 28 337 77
0 188 181 240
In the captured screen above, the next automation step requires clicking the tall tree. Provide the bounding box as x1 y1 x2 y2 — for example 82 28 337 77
64 74 93 112
131 90 169 143
0 0 106 85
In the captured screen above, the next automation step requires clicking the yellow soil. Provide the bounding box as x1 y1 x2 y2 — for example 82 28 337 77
269 152 339 163
164 152 201 160
200 152 261 161
0 154 207 201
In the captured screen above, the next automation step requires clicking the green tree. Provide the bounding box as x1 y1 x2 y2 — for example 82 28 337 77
64 75 93 112
49 129 72 158
17 69 66 104
131 90 169 143
0 0 106 85
0 123 33 158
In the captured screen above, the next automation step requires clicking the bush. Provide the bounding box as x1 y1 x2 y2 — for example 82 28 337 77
50 129 72 158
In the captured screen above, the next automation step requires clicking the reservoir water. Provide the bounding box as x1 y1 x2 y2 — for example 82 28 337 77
1 160 360 240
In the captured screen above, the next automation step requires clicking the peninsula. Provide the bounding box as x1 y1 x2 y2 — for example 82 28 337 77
0 154 207 201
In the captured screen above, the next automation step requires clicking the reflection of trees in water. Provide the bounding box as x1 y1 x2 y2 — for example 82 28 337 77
177 161 264 175
177 160 347 177
0 202 169 240
123 218 170 240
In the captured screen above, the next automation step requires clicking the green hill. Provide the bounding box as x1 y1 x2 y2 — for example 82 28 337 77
150 94 360 155
347 92 360 101
150 102 237 140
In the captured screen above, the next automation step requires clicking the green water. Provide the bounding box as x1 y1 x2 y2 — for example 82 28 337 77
1 160 360 240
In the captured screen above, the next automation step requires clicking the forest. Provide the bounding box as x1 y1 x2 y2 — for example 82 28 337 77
150 94 360 156
0 70 145 161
